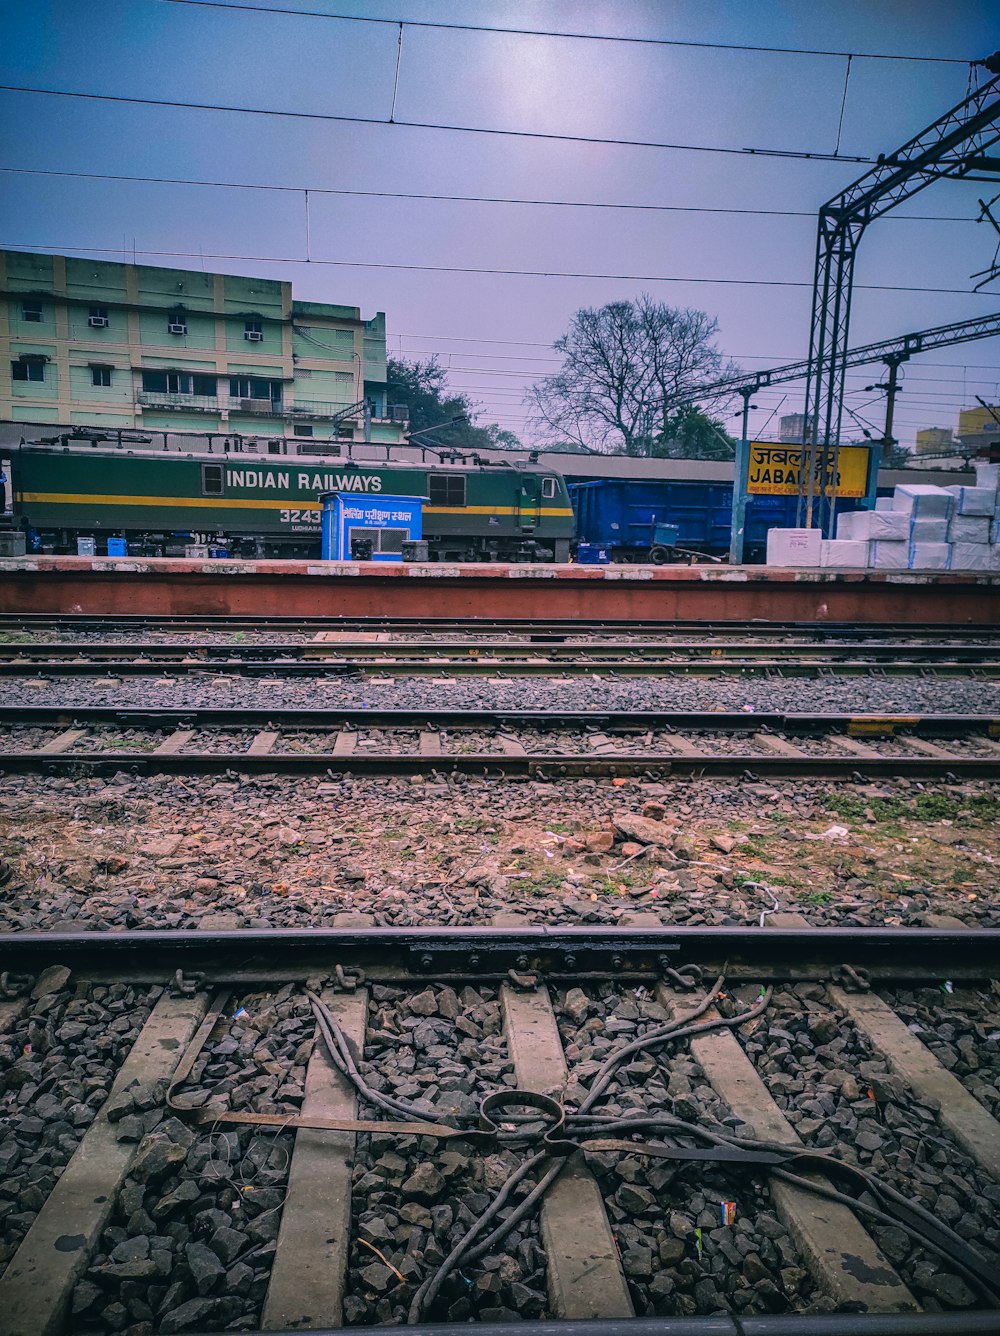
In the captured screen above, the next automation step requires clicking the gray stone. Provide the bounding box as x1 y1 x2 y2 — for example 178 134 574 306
185 1239 225 1295
130 1134 188 1185
360 1262 397 1294
923 1272 977 1308
561 987 590 1024
208 1225 246 1265
31 965 71 998
401 1162 445 1202
111 1237 150 1264
158 1298 219 1333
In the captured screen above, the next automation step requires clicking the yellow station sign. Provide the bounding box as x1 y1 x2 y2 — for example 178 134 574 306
747 442 870 498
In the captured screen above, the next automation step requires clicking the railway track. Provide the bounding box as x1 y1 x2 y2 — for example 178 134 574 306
1 923 998 1335
2 613 999 641
1 641 998 678
1 708 999 776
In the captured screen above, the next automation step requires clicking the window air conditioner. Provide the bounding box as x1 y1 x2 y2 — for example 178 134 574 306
245 330 263 342
239 399 255 411
88 315 109 328
390 405 409 422
168 321 187 335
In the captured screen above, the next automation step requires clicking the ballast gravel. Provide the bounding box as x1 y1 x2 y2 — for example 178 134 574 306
72 984 311 1334
735 985 1000 1310
555 983 821 1318
343 982 547 1325
0 975 154 1279
1 671 999 715
876 986 1000 1122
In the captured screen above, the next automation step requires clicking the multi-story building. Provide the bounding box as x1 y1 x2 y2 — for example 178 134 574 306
0 249 407 445
777 412 807 443
915 426 955 455
956 405 1000 458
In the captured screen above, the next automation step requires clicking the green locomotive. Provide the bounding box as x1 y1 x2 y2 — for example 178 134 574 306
6 440 575 561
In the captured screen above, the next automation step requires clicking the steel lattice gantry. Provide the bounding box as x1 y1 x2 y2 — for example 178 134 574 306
686 308 1000 406
803 70 1000 526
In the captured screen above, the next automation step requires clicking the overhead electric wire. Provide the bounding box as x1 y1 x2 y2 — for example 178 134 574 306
0 241 991 295
0 83 879 163
160 0 971 64
0 165 977 225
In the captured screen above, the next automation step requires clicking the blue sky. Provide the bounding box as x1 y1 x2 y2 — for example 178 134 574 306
2 0 999 447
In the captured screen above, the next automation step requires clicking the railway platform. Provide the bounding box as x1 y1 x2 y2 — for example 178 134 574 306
1 554 999 623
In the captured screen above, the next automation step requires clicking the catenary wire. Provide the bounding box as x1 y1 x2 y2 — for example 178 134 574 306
160 1 972 64
0 166 977 225
0 83 880 163
1 241 992 295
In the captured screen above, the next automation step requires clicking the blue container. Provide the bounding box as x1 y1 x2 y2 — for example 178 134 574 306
570 479 862 561
106 537 127 557
575 542 610 565
209 547 230 559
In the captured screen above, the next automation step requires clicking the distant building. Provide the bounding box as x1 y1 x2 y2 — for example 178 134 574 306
0 249 407 444
956 405 1000 457
915 427 955 455
778 413 807 443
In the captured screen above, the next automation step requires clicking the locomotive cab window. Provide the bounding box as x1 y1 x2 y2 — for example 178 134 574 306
201 463 224 496
541 477 557 499
428 473 466 507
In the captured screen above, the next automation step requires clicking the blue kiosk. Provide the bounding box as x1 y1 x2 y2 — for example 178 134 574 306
320 493 423 561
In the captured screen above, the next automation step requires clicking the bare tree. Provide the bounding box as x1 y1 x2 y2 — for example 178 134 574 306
526 296 739 455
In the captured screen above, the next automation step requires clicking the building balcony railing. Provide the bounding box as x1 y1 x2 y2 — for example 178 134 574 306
135 391 220 412
228 397 284 416
132 392 402 426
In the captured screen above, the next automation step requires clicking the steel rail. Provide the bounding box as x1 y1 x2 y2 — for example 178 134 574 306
1 658 997 678
0 614 996 638
1 706 996 734
2 926 998 982
2 639 998 659
187 1315 1000 1335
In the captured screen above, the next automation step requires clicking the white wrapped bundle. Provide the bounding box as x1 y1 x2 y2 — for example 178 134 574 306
908 517 949 543
820 539 868 567
766 528 821 566
943 485 996 516
868 541 908 569
908 542 952 570
950 542 991 571
974 462 1000 493
892 484 955 518
948 515 991 544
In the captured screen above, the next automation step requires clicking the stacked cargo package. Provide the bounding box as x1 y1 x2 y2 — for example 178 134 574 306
828 506 909 569
768 467 1000 570
891 485 954 570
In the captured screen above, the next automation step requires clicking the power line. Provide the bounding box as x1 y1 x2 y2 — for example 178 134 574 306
2 241 993 295
0 83 878 164
161 1 970 64
0 165 975 225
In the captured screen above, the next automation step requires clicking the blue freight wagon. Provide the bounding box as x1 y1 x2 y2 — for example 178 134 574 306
569 479 861 562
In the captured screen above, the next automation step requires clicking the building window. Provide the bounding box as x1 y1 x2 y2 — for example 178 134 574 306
295 425 314 437
21 302 43 323
11 358 45 383
230 376 282 404
167 313 188 336
201 463 224 496
142 370 216 396
244 320 263 341
91 366 113 387
428 473 466 507
88 307 109 327
541 477 557 499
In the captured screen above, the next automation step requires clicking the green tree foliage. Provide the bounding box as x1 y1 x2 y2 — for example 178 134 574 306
386 357 522 452
651 406 736 460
